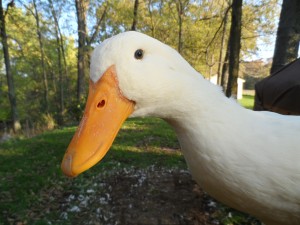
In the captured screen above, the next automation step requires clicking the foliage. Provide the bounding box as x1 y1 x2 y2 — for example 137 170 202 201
241 0 280 58
0 0 280 132
1 2 77 128
241 59 271 89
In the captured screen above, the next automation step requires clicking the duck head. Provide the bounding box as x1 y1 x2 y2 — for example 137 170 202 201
61 31 200 177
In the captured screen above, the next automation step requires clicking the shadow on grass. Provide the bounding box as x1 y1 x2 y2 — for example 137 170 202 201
0 117 260 225
0 118 186 224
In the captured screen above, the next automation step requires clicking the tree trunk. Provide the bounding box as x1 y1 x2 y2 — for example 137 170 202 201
175 0 184 53
147 0 155 37
48 0 65 125
33 0 49 113
74 0 106 107
0 0 21 132
131 0 139 31
221 42 229 89
75 0 89 103
226 0 243 98
270 0 300 74
217 7 228 85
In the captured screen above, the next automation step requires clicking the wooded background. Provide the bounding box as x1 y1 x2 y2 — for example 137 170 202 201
0 0 299 134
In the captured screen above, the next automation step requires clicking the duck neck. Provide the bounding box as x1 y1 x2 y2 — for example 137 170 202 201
164 76 248 166
165 76 243 126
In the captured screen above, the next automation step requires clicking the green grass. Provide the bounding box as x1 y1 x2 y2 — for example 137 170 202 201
0 101 257 224
0 118 185 224
238 95 255 109
0 127 74 223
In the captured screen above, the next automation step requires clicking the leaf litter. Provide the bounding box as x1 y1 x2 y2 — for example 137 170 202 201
26 166 221 225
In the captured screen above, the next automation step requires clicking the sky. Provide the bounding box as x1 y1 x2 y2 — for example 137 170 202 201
252 36 300 61
251 36 276 60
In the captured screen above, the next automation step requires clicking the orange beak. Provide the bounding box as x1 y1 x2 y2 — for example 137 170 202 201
61 66 135 177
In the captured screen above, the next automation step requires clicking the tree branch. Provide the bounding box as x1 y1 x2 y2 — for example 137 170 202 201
87 5 107 46
4 0 15 17
205 4 232 53
205 4 232 67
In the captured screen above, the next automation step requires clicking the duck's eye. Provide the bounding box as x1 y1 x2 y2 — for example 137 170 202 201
134 49 144 60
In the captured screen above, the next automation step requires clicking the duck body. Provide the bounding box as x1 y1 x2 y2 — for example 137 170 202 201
62 31 300 225
163 78 300 225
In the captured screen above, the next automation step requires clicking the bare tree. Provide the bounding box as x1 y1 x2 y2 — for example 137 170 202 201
0 0 21 132
226 0 243 98
147 0 155 36
75 0 89 103
48 0 68 125
75 0 106 104
270 0 300 74
131 0 139 31
33 0 49 113
217 5 230 85
221 43 229 89
175 0 188 53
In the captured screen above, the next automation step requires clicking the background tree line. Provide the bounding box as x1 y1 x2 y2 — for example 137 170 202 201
0 0 298 134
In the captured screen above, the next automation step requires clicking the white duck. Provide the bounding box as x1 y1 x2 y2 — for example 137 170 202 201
61 31 300 225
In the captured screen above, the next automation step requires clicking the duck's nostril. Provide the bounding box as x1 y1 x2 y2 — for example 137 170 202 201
97 100 106 109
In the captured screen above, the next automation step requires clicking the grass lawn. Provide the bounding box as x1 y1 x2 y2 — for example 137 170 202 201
0 97 257 225
0 118 186 224
238 94 255 109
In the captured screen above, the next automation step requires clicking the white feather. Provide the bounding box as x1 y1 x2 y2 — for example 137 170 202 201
90 31 300 225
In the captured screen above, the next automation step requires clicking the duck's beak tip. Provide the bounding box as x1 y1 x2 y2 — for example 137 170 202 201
61 154 77 178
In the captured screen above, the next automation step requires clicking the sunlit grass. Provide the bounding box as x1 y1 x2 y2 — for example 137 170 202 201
0 100 257 224
0 118 185 224
239 94 255 109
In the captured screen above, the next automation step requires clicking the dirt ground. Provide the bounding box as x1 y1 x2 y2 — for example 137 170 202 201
62 167 220 225
25 166 260 225
23 167 219 225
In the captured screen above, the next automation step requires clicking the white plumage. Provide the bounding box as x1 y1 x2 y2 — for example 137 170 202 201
90 31 300 225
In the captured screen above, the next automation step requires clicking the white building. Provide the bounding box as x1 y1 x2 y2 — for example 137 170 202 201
209 75 245 99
